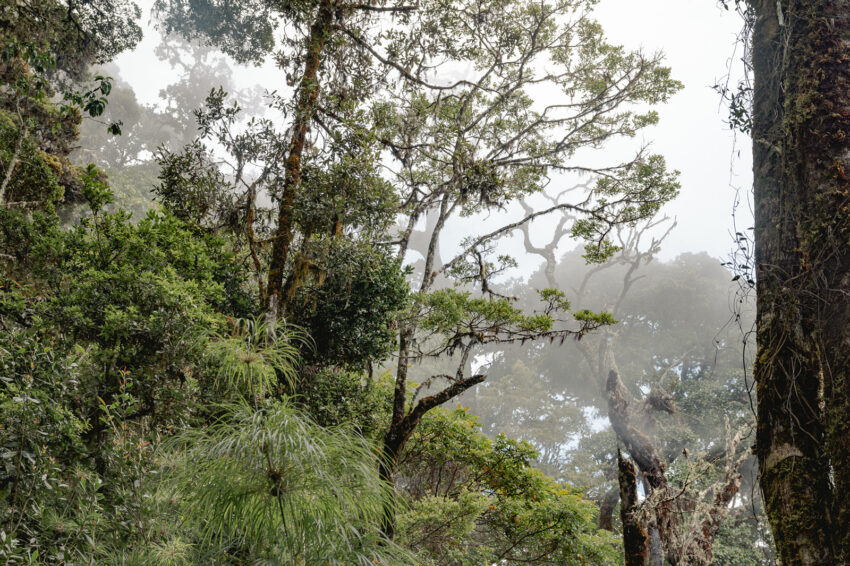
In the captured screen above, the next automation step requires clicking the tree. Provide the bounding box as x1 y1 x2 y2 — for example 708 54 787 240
746 1 850 562
154 0 680 304
154 0 682 539
394 405 621 565
0 0 142 81
155 0 418 314
465 230 766 564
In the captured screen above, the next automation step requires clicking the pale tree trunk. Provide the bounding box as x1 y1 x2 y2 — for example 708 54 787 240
0 128 23 205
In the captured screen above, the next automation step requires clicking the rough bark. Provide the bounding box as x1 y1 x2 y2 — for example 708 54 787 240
265 0 335 314
619 451 648 566
750 1 841 563
781 2 850 560
606 370 673 544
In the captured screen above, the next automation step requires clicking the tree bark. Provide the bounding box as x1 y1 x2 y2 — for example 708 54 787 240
606 370 674 551
781 2 850 560
598 485 619 531
265 0 335 315
619 451 649 566
378 366 485 538
750 1 840 563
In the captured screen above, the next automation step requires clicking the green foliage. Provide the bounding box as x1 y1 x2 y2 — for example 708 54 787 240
0 41 130 211
0 0 696 562
62 74 123 134
0 326 163 564
397 489 492 565
153 0 278 64
154 140 235 228
209 316 307 399
396 407 621 565
465 249 774 560
0 109 64 206
422 289 553 333
0 46 77 208
166 400 414 565
288 238 410 369
712 514 776 566
1 205 256 436
80 164 113 213
573 155 680 263
0 1 142 80
0 330 88 562
419 288 614 355
297 143 400 237
101 162 160 219
0 203 248 564
297 367 393 439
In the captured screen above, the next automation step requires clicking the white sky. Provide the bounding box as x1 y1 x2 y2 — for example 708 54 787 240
115 0 752 267
591 0 752 262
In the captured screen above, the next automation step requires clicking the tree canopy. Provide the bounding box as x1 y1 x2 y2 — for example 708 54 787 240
0 0 818 564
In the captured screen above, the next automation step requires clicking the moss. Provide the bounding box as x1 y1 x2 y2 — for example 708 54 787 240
0 110 63 206
761 454 834 565
618 454 648 566
773 1 850 560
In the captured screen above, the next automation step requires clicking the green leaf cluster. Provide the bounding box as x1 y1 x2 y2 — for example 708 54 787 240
396 406 621 565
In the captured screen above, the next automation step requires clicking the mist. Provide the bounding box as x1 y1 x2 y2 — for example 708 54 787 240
2 0 781 563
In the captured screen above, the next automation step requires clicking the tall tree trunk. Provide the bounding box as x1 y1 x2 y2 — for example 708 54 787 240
782 1 850 560
379 326 413 538
750 1 837 563
265 0 335 315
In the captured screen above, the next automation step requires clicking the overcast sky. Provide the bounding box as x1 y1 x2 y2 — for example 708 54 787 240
592 0 752 262
114 0 751 268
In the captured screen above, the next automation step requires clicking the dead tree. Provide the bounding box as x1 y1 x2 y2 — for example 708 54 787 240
520 215 754 563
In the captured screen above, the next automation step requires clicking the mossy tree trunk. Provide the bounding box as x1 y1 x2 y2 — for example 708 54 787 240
606 370 676 564
619 451 649 566
750 0 850 562
265 0 335 316
787 2 850 560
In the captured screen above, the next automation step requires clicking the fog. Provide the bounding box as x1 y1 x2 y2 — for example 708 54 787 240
70 0 770 560
108 0 752 268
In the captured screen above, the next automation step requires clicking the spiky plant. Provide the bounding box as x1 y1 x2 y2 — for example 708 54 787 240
166 400 412 565
208 316 308 401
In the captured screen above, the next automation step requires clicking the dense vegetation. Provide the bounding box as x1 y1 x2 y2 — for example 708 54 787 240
4 0 834 565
